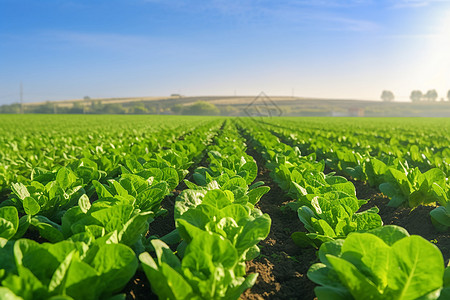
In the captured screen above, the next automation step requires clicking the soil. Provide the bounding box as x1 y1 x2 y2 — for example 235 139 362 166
241 141 318 300
241 166 317 300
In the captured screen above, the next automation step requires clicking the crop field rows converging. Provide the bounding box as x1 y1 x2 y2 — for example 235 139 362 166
0 115 449 300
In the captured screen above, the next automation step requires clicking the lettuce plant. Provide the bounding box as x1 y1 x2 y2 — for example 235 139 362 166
6 167 86 222
175 188 270 256
379 167 447 207
140 233 257 300
292 196 382 248
308 225 448 300
0 238 137 300
0 206 19 240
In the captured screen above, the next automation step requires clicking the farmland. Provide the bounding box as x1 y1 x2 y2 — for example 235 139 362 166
0 115 449 300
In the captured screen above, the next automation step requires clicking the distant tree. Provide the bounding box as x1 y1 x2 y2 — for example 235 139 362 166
220 105 239 116
410 90 423 102
90 100 104 113
67 102 84 114
424 89 438 102
130 102 148 114
171 104 184 114
182 101 220 116
0 103 21 114
381 90 395 102
103 103 126 114
447 90 450 102
31 101 56 114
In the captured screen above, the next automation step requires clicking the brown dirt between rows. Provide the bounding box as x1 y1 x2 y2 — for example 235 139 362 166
241 165 317 300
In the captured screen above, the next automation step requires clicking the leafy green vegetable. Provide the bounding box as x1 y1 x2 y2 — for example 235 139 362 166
0 207 19 240
140 233 257 300
0 238 138 300
308 226 446 300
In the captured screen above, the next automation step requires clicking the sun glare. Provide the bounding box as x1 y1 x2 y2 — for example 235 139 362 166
425 10 450 92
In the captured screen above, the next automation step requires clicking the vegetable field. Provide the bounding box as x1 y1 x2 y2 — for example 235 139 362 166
0 115 449 300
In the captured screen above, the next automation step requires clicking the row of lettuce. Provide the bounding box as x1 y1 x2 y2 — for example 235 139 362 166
140 121 271 299
0 115 217 198
261 118 450 232
238 119 450 300
0 118 228 299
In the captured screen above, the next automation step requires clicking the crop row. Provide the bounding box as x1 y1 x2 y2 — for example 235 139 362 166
141 120 271 299
238 119 450 299
0 115 218 196
1 115 449 299
0 118 224 299
259 119 450 232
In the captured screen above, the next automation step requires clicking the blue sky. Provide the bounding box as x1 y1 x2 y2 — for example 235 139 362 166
1 0 449 104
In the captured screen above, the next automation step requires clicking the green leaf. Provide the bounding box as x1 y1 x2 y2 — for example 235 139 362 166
64 260 99 300
327 255 383 299
240 161 258 184
89 243 138 296
11 183 30 200
341 233 391 290
291 231 320 249
387 236 444 299
92 180 113 198
78 194 91 214
125 157 143 173
174 190 205 220
12 215 31 240
30 216 64 243
430 206 450 232
185 230 238 269
202 189 232 210
318 239 344 266
56 167 76 191
0 207 19 240
0 287 23 300
367 225 410 246
247 186 270 205
423 168 446 188
23 197 40 216
48 250 75 294
140 251 194 300
161 167 179 191
379 182 400 198
235 214 271 255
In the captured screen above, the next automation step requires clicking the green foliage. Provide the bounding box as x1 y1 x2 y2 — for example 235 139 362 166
0 238 138 300
308 226 446 300
1 115 449 299
140 236 257 300
182 101 220 116
0 207 19 240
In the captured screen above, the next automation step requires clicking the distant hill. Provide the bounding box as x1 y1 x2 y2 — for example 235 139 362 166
2 95 450 117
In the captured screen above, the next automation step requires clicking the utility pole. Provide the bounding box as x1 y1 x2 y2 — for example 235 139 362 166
20 82 23 114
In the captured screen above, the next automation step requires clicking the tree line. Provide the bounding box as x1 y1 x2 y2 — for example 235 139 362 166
0 99 240 116
381 90 450 102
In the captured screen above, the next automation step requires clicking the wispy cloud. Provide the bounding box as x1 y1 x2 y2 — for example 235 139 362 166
139 0 380 32
389 0 450 8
